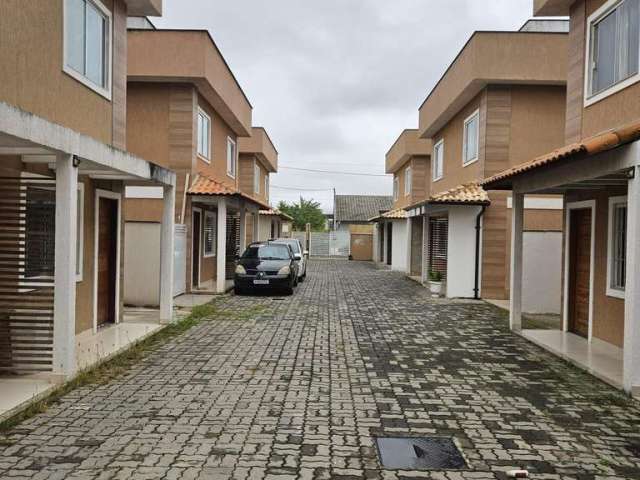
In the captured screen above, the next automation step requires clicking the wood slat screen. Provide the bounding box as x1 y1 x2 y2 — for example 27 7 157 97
225 212 240 280
0 176 56 374
428 217 448 280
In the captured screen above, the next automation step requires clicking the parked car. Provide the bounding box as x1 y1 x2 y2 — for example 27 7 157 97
234 242 299 295
272 238 308 282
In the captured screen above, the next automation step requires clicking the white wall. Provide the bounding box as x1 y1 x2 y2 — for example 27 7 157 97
391 219 408 273
446 206 481 298
124 222 161 306
523 231 562 314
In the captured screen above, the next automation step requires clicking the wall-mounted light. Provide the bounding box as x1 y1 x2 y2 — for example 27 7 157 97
72 155 81 168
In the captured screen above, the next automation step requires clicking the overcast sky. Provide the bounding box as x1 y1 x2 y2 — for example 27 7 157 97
154 0 533 212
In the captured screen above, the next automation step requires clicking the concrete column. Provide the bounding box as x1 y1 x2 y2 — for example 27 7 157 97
159 184 175 324
624 166 640 396
239 203 247 252
216 198 227 294
405 217 412 274
421 214 429 283
53 153 78 379
510 192 524 331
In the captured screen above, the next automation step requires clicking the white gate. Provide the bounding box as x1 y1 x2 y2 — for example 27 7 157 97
293 231 350 257
174 224 187 296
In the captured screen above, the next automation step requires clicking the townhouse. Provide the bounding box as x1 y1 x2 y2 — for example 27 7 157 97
406 22 568 307
0 0 176 414
370 130 431 274
123 28 275 301
483 0 640 397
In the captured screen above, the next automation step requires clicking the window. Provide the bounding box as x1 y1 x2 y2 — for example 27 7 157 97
393 176 399 201
587 0 640 103
404 166 412 196
433 140 444 181
254 161 261 194
607 196 627 297
203 211 217 257
64 0 111 97
197 109 211 160
463 110 479 165
265 175 269 200
227 137 237 178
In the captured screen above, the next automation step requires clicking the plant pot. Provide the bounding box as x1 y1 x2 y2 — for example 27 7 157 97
429 281 442 295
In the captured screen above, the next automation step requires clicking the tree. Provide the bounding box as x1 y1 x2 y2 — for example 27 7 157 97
277 197 326 231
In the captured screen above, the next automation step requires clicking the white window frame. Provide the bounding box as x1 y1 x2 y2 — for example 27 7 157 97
462 109 480 166
203 210 217 258
63 0 113 100
197 108 211 162
393 176 399 201
254 160 261 194
432 139 444 182
584 0 640 107
265 174 269 200
606 195 628 298
227 137 237 178
404 166 412 196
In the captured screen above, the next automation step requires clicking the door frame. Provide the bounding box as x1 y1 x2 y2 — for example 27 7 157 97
563 200 596 341
92 189 122 333
191 207 203 289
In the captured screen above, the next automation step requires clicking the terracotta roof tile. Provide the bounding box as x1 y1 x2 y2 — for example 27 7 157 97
260 209 293 221
482 119 640 188
430 182 490 205
187 174 271 209
369 207 408 222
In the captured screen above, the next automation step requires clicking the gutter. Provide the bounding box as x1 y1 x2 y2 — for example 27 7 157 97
473 205 487 300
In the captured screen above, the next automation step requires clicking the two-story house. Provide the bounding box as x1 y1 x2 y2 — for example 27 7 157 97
483 0 640 397
409 23 567 303
123 28 271 300
0 0 176 411
370 130 431 274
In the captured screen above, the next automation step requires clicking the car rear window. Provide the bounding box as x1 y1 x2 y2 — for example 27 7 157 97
242 244 291 260
276 240 300 253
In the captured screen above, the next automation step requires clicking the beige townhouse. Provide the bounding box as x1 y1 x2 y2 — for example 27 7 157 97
406 22 568 305
123 28 273 302
0 0 176 416
370 130 431 274
483 0 640 397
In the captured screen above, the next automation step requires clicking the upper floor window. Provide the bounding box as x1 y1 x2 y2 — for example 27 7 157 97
404 167 412 196
197 109 211 161
265 175 269 200
587 0 640 105
393 176 399 201
254 161 261 194
463 110 479 166
433 140 444 181
227 137 237 178
607 196 627 298
64 0 112 99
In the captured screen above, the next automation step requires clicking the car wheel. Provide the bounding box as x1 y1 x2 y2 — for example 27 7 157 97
234 286 245 295
284 286 294 295
298 275 305 283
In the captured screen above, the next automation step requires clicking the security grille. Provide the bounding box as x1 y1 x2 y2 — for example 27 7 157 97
428 217 448 280
225 212 240 279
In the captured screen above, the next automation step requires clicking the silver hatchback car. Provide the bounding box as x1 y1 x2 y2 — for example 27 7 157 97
272 238 308 282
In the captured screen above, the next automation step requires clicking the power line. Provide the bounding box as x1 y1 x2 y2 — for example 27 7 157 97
279 166 390 177
271 185 335 192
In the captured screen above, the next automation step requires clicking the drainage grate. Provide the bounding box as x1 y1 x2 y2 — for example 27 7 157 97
376 437 466 470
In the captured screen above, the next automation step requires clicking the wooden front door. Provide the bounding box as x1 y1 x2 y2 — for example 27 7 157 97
351 234 373 261
192 210 201 289
386 223 393 265
568 208 591 338
97 197 118 328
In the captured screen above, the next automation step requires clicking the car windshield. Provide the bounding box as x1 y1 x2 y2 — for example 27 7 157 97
242 244 291 260
275 240 300 254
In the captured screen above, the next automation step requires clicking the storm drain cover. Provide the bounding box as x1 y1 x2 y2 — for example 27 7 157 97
375 437 466 470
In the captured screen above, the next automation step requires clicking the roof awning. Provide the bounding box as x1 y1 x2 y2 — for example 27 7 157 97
369 207 409 222
187 174 271 210
404 182 490 216
482 120 640 190
260 209 293 222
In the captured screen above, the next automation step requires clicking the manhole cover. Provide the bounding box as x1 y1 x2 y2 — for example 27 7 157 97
375 437 466 470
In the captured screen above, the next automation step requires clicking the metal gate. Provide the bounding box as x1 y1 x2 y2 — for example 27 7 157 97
173 224 187 296
293 231 350 257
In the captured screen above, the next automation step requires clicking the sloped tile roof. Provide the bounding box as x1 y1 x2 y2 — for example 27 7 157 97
369 207 408 222
260 209 293 221
187 174 271 209
482 120 640 188
335 195 393 223
430 182 490 205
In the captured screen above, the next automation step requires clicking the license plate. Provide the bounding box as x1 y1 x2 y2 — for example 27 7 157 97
253 280 269 285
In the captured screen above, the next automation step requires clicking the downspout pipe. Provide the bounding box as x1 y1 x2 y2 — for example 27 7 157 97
474 205 487 300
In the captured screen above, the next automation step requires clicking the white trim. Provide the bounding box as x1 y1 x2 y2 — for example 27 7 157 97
393 176 399 201
404 166 412 197
584 0 640 107
76 183 85 282
606 195 628 299
563 200 596 342
191 207 203 288
507 196 564 210
226 136 237 179
92 189 122 333
124 186 163 199
197 108 211 162
62 0 113 101
202 210 217 258
433 139 444 182
254 159 261 195
462 109 480 167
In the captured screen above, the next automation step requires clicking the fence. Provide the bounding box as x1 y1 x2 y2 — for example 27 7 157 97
292 230 350 257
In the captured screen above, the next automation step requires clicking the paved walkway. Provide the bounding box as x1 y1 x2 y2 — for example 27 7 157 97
1 260 639 479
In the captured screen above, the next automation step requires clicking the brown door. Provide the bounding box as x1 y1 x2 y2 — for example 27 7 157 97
351 234 373 261
97 197 118 328
192 210 201 289
568 208 591 338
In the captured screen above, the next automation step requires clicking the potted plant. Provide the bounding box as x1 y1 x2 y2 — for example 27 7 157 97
428 270 443 296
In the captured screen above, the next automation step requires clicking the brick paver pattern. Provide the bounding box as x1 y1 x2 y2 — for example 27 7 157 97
1 261 639 479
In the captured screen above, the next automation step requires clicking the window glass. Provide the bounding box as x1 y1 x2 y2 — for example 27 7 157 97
611 203 627 290
254 162 260 194
242 244 291 260
85 2 105 86
463 113 479 164
197 111 210 159
405 167 412 195
66 0 85 74
393 177 399 201
433 141 444 180
203 211 217 256
227 138 237 177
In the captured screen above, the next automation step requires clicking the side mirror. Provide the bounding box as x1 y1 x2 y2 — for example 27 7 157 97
294 253 302 261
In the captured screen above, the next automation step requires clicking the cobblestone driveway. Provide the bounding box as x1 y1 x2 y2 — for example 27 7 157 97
1 260 639 479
